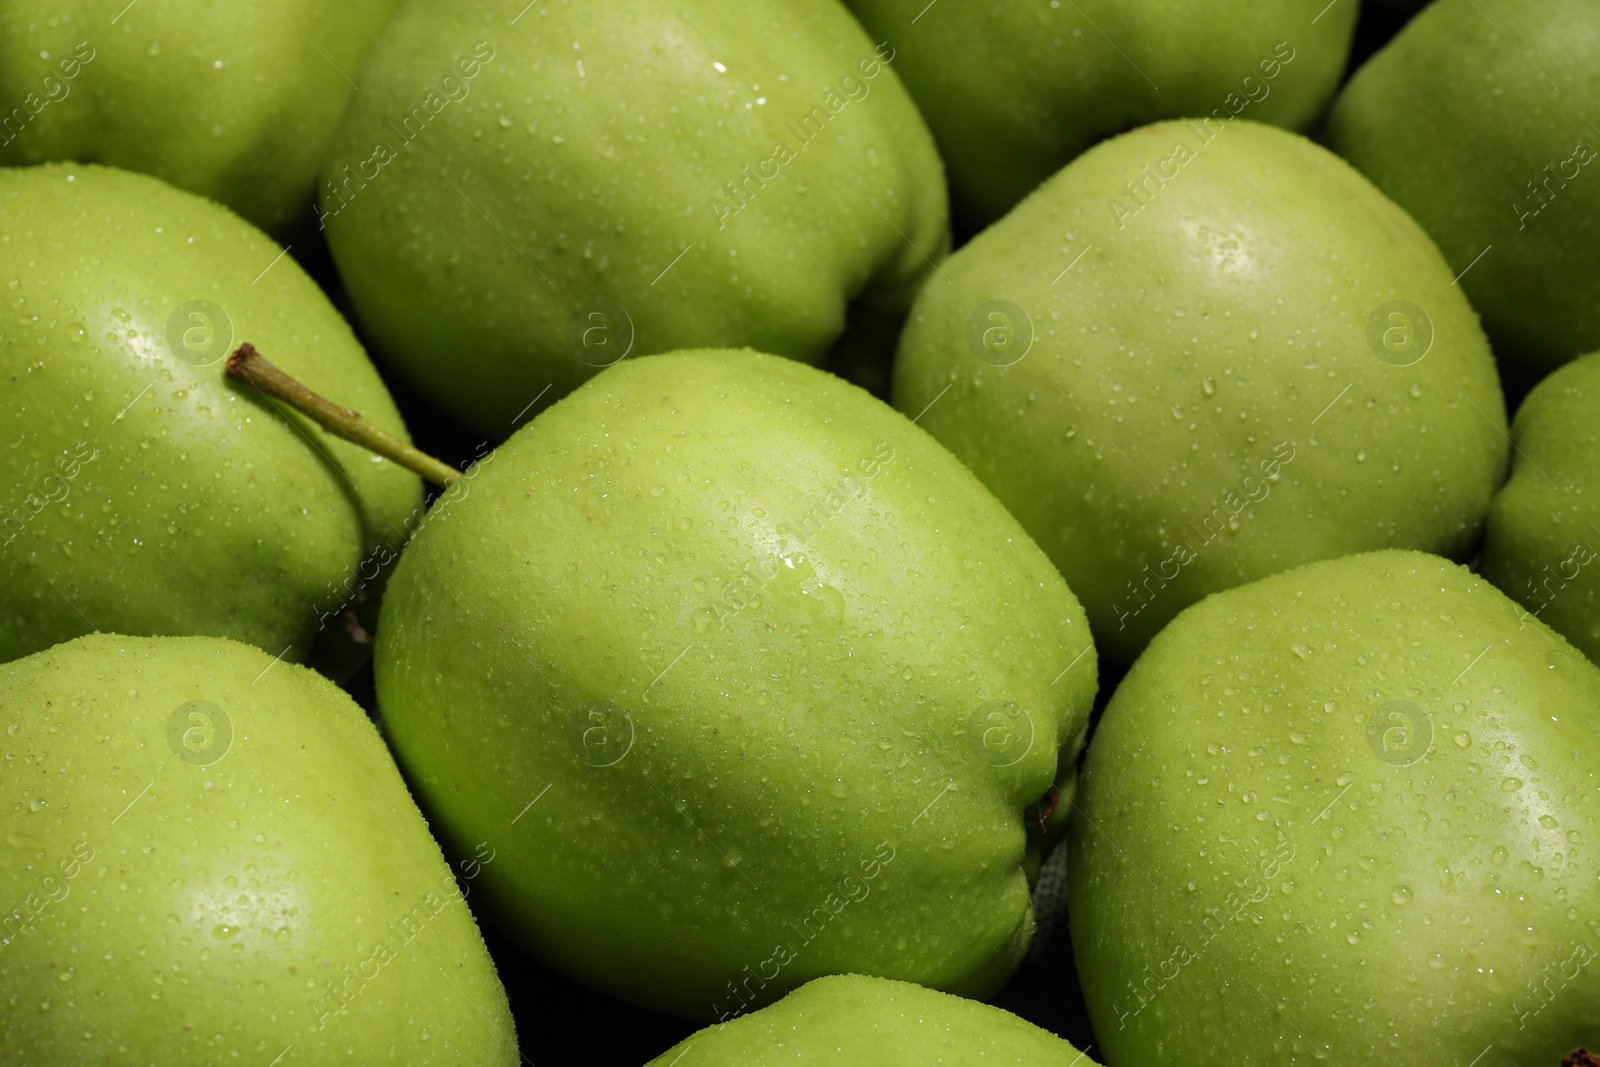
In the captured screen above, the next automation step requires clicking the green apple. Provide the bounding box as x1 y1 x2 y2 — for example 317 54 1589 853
0 0 402 235
648 973 1097 1065
1326 0 1600 375
841 0 1357 229
1069 550 1600 1067
375 349 1096 1018
892 119 1509 666
0 633 517 1062
320 0 948 436
0 163 421 669
1482 350 1600 664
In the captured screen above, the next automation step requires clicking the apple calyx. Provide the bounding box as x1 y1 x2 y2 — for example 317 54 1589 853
1564 1050 1600 1067
226 342 460 488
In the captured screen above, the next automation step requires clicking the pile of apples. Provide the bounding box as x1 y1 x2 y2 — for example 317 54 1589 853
2 0 1598 1063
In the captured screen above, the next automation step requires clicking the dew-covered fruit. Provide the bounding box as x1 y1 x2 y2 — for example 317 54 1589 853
842 0 1357 228
0 163 421 669
892 119 1508 665
0 633 516 1063
0 0 403 233
320 0 947 435
648 973 1100 1065
1482 350 1600 663
1327 0 1600 375
375 349 1095 1018
1070 550 1600 1067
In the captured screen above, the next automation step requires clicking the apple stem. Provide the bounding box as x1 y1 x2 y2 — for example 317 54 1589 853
226 343 461 488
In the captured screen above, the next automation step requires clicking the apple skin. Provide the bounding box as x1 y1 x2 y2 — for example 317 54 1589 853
647 973 1098 1065
1068 550 1600 1067
0 634 517 1063
1481 351 1600 664
840 0 1356 229
1326 0 1600 375
0 163 421 668
892 119 1509 666
374 350 1095 1019
0 0 403 235
320 0 948 437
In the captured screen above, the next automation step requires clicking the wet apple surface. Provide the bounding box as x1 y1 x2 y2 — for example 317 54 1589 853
0 2 1595 1064
374 350 1096 1019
